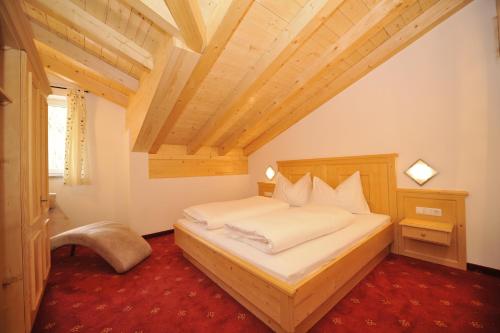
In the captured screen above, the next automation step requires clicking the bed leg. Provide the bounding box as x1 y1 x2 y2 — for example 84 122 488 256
280 294 295 333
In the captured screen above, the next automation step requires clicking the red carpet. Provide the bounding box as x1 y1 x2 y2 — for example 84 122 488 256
34 234 500 333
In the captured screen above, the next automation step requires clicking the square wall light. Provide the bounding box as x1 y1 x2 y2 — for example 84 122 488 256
405 159 438 186
265 166 276 181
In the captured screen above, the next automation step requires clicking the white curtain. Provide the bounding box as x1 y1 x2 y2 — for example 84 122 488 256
64 89 90 185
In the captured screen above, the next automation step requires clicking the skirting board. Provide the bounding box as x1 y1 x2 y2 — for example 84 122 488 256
467 263 500 277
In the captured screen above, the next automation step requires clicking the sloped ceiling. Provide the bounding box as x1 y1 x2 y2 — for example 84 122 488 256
24 0 471 177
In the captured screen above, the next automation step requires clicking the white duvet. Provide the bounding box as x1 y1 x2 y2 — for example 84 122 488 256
224 205 354 254
183 196 289 230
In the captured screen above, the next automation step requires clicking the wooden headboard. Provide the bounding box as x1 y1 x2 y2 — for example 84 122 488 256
277 154 398 220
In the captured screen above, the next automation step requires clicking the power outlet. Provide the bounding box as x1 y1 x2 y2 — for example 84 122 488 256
429 208 443 216
416 206 442 217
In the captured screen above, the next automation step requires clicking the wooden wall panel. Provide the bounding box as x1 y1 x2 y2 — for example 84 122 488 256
149 145 248 178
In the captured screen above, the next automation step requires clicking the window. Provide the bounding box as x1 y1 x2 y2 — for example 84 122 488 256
48 95 67 177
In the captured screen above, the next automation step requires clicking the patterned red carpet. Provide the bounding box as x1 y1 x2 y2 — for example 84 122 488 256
34 234 500 333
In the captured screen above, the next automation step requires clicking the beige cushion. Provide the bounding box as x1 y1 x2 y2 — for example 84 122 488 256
51 221 152 273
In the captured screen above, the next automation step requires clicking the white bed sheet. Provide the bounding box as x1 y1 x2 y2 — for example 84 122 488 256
177 212 390 284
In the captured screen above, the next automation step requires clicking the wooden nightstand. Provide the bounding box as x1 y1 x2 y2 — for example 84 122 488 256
396 189 468 270
258 182 275 197
400 219 453 246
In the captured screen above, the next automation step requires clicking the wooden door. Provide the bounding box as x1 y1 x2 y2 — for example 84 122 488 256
20 52 51 330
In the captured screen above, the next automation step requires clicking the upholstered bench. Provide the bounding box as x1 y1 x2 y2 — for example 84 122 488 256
51 221 152 273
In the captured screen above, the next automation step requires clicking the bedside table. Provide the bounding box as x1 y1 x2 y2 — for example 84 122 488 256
396 189 468 270
258 182 275 197
400 218 453 246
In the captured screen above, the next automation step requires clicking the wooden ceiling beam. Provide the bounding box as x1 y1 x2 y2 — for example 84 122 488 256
31 21 139 93
148 0 254 154
37 43 130 107
185 0 346 155
219 0 410 156
119 0 181 38
205 0 237 43
127 38 199 152
164 0 206 53
243 0 471 155
28 0 154 71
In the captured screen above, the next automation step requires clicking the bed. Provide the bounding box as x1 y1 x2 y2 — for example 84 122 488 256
174 154 398 332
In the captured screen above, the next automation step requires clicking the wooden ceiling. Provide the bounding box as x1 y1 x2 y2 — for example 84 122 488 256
22 0 470 177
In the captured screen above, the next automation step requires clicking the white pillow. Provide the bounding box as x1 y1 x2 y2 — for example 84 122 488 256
310 171 370 214
272 172 311 207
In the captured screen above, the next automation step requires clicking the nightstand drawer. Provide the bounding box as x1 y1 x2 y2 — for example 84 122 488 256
402 226 451 246
258 182 275 197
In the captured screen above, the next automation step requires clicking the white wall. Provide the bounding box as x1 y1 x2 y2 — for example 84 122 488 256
249 0 500 269
128 153 252 235
50 96 253 236
49 95 130 227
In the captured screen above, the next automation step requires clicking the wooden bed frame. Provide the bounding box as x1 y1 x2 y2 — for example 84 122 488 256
174 154 398 332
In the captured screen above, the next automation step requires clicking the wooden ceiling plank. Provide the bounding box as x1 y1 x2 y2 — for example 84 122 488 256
164 0 206 53
37 43 129 106
85 0 108 22
148 0 254 154
127 38 200 152
23 0 48 24
185 0 346 155
243 0 471 155
205 0 239 42
119 0 181 38
28 0 154 71
219 0 408 155
0 0 51 95
256 0 303 23
31 21 139 93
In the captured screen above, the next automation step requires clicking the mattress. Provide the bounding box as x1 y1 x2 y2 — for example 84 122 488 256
177 212 391 284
